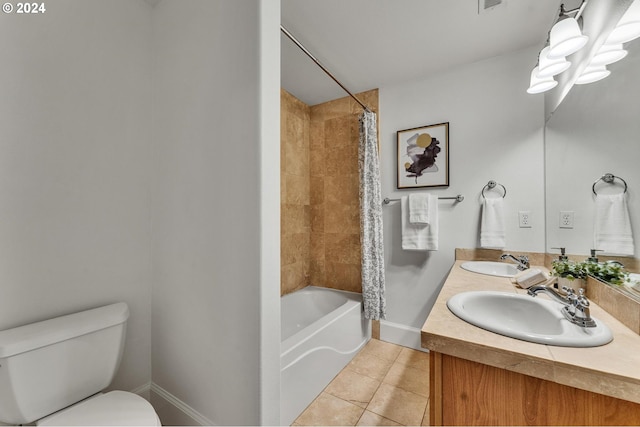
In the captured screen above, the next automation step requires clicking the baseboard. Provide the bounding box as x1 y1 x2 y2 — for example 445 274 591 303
379 319 428 352
131 382 152 400
148 382 215 426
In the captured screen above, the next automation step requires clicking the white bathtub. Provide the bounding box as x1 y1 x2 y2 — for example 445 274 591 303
280 286 370 425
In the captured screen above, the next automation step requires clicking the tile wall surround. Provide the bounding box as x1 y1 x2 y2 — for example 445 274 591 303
281 89 311 295
456 247 640 336
281 88 379 296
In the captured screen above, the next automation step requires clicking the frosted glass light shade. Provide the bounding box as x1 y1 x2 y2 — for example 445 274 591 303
538 46 571 78
575 65 611 84
607 0 640 44
548 17 589 59
607 21 640 44
591 43 628 66
527 67 558 94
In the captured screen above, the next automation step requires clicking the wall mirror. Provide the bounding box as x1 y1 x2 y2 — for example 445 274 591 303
545 39 640 268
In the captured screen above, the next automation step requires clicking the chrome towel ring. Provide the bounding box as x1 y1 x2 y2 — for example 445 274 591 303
482 180 506 199
592 173 628 196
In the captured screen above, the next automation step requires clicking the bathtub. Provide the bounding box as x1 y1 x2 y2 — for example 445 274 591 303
280 286 370 425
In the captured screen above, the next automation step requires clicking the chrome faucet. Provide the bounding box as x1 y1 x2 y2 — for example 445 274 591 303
500 253 530 271
527 285 597 328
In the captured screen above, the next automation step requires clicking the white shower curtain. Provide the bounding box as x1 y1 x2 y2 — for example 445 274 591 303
358 110 386 320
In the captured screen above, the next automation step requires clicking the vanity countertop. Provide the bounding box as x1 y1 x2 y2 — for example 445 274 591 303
421 260 640 404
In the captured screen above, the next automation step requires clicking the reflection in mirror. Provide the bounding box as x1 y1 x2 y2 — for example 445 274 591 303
545 39 640 269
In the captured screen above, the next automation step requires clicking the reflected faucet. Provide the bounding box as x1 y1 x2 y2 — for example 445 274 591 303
500 253 529 271
528 285 597 328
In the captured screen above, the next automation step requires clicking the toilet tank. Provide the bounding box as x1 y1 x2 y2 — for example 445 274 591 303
0 302 129 425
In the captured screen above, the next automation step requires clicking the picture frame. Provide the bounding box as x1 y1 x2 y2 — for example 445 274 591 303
396 122 449 189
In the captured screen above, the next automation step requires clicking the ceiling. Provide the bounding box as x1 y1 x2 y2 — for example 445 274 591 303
281 0 584 106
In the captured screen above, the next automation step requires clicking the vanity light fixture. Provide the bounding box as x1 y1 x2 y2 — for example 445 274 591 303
538 46 572 78
575 65 611 84
606 0 640 44
548 3 589 59
527 66 558 94
590 43 628 66
526 2 588 94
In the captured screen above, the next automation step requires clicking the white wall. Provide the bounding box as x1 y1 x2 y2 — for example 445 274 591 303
0 0 153 392
151 1 280 425
379 47 545 329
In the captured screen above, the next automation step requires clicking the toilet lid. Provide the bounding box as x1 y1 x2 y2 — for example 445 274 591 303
37 391 161 426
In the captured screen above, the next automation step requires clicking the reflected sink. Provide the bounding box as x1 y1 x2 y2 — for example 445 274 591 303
447 291 613 347
460 261 519 278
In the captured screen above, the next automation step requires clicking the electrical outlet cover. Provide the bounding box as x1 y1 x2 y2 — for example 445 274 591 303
519 211 532 228
560 211 574 229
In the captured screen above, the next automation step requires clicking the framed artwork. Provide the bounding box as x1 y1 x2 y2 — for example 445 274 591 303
397 122 449 189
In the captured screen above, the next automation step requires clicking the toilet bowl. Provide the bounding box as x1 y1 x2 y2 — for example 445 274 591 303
37 391 161 426
0 303 161 426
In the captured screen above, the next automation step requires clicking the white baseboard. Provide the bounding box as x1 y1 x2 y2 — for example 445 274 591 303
130 382 152 400
147 382 215 426
379 320 428 352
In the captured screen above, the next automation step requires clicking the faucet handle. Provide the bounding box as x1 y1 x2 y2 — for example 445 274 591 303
577 288 590 307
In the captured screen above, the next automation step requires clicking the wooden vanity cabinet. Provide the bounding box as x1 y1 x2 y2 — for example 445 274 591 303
429 351 640 426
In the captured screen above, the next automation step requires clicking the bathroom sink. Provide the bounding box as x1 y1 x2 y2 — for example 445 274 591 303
447 291 613 347
460 261 519 278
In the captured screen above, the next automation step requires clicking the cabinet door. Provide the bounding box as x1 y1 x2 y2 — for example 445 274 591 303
430 352 640 426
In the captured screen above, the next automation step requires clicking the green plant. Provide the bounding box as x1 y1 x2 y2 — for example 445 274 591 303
551 260 587 281
584 261 629 286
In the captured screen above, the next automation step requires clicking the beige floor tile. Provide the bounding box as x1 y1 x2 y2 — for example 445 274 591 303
367 383 429 426
294 392 364 426
395 347 429 371
348 350 394 381
362 339 403 362
383 361 429 397
356 410 402 426
325 368 381 408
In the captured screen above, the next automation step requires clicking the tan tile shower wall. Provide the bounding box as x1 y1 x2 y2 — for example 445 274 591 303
280 89 379 296
281 89 311 296
309 89 379 294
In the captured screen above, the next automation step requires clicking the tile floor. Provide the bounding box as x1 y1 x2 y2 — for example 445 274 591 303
292 339 430 426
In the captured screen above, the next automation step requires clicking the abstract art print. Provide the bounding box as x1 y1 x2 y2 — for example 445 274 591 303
397 122 449 189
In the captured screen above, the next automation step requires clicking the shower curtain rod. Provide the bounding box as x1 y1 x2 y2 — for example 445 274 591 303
280 25 371 112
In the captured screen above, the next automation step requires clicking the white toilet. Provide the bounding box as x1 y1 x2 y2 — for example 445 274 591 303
0 302 161 426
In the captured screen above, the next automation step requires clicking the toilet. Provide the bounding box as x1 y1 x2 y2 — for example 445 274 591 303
0 303 161 426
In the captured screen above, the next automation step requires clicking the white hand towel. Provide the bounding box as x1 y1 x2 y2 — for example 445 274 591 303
409 193 431 224
594 193 635 256
402 195 438 250
480 197 505 249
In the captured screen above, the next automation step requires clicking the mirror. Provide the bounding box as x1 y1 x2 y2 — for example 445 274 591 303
545 39 640 266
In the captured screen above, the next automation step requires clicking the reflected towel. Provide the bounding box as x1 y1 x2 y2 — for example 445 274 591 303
409 193 431 224
480 197 505 249
402 195 438 250
594 193 635 256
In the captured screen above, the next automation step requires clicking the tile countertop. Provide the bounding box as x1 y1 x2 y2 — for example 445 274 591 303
421 260 640 405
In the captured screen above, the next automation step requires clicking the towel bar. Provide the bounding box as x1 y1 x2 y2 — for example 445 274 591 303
382 195 464 205
592 173 628 196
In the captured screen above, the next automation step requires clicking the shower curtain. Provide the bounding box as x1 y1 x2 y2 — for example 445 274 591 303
358 110 386 320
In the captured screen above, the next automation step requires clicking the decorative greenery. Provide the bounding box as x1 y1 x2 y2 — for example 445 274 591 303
584 261 629 286
551 259 630 286
551 260 587 281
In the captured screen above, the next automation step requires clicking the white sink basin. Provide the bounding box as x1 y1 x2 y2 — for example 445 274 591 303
460 261 519 278
447 291 613 347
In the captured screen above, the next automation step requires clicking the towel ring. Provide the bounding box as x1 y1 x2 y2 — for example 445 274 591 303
592 173 627 196
482 180 506 199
